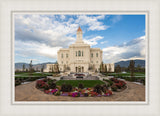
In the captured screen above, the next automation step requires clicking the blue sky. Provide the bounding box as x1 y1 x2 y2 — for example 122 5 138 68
15 14 145 64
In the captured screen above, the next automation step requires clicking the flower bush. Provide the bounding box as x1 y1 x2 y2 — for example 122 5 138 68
110 78 127 90
36 79 114 97
36 80 47 89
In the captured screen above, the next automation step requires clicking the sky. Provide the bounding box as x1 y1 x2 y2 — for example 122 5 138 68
14 14 145 64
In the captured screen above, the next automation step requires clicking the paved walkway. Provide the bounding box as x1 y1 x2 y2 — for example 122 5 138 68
15 81 145 101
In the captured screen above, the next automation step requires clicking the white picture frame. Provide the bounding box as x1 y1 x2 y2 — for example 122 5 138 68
0 0 160 116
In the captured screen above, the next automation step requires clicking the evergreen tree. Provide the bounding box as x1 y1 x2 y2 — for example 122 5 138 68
129 60 135 81
22 64 25 72
41 65 44 73
115 64 121 77
29 60 33 76
108 64 112 72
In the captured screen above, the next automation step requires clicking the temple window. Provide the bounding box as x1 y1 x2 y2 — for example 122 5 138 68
66 54 68 58
91 53 93 57
76 51 77 56
78 51 81 56
61 54 63 58
96 53 98 57
82 51 83 56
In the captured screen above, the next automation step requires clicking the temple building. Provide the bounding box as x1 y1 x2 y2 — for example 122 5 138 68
44 27 114 73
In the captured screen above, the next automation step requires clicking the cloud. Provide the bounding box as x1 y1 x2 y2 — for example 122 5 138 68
14 14 110 63
75 15 110 31
60 15 66 20
84 36 104 46
111 15 122 24
15 40 62 59
102 36 145 63
100 41 108 44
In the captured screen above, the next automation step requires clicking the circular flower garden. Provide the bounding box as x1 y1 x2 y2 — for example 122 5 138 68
35 78 127 97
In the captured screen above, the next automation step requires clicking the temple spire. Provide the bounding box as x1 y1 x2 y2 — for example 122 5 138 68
77 26 82 32
76 26 83 43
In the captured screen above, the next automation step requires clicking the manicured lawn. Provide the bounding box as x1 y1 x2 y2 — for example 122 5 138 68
56 80 105 88
108 72 145 77
15 72 53 78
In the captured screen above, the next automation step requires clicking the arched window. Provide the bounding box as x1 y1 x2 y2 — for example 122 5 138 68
78 51 81 56
96 53 98 57
61 54 63 58
76 51 77 56
66 54 68 58
91 53 93 57
82 51 83 56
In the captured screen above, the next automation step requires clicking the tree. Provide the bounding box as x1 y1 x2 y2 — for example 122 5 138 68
100 62 104 73
52 66 54 73
29 60 33 76
29 60 33 72
22 64 25 72
105 64 108 76
105 64 107 73
108 64 112 72
115 65 121 77
129 60 135 81
41 65 44 73
57 64 60 73
136 64 142 72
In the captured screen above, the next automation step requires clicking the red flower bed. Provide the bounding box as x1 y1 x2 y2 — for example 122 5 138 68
36 80 49 89
36 79 113 97
110 78 126 89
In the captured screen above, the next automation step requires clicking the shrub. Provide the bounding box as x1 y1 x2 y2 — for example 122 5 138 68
43 84 49 90
94 84 102 94
78 83 84 89
15 79 21 86
110 78 119 83
36 80 45 88
49 82 56 89
61 84 72 92
47 79 54 85
101 84 108 93
104 79 113 87
111 84 118 91
55 91 60 96
43 78 48 82
36 80 49 90
84 93 89 97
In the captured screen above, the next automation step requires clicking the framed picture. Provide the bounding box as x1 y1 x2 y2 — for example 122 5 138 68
0 0 160 116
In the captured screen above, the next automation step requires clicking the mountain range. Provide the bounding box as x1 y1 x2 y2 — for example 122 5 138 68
15 62 55 70
15 60 145 70
115 60 145 68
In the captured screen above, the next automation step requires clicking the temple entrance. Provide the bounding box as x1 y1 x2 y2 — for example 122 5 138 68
78 67 81 72
75 66 84 73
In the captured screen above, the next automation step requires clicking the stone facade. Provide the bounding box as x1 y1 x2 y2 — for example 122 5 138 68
43 64 59 72
44 27 114 73
58 27 102 73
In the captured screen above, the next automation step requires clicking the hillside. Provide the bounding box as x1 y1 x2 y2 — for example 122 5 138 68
15 62 55 70
115 60 145 68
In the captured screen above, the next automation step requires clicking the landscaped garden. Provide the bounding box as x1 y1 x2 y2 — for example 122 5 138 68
35 77 127 97
56 80 105 88
15 72 55 86
105 72 145 85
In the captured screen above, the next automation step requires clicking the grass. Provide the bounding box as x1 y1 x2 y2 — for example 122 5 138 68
15 72 54 78
56 80 105 88
108 72 145 77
